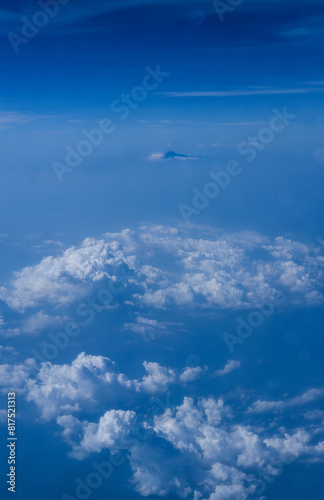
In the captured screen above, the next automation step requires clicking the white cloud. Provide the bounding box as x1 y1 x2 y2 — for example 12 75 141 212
23 311 65 334
4 348 320 500
134 361 177 394
25 353 205 420
57 396 324 499
26 352 115 420
0 362 30 393
59 409 137 460
0 345 17 357
135 226 324 309
264 237 310 260
180 366 204 383
248 388 324 413
124 316 169 337
149 153 164 161
304 410 324 421
0 236 128 312
159 88 324 97
216 360 241 376
0 112 39 130
1 225 323 318
264 431 311 462
0 316 23 337
138 398 323 498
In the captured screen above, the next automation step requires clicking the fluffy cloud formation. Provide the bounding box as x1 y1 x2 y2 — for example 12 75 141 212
0 361 30 393
0 226 323 318
0 351 319 499
25 353 205 420
58 409 137 459
26 353 114 420
57 396 324 500
0 235 128 312
133 361 177 393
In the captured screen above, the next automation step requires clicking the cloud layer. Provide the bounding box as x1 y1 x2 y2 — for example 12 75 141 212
60 393 324 499
1 351 323 499
25 352 205 420
0 226 323 322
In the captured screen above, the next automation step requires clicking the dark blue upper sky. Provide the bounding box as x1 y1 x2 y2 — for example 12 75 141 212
1 0 324 107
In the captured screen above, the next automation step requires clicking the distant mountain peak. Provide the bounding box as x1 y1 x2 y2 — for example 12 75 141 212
149 151 200 161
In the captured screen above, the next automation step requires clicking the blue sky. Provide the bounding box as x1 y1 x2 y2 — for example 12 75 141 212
0 1 324 499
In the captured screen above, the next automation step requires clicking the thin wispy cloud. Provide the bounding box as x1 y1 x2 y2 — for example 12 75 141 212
215 359 241 376
248 388 324 413
159 87 324 97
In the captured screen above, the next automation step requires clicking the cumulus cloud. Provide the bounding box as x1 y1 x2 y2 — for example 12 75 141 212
0 361 31 393
0 225 323 320
2 349 320 499
0 236 128 312
26 352 115 420
132 399 324 498
134 226 324 309
58 409 137 460
56 396 324 500
25 353 205 420
133 361 176 393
